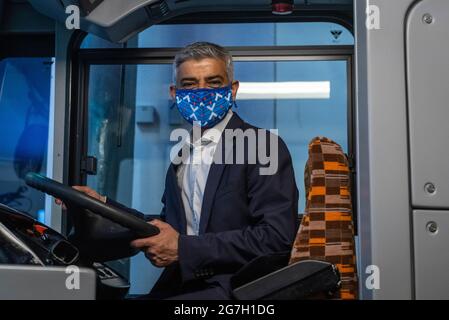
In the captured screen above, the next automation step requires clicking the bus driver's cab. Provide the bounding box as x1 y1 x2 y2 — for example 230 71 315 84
0 0 448 300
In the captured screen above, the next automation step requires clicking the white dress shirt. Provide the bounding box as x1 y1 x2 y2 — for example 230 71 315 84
176 110 234 235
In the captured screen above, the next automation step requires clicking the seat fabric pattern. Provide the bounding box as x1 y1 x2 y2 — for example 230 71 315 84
289 137 358 300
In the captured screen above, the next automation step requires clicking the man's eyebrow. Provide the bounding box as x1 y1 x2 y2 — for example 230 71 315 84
205 75 224 81
180 77 199 82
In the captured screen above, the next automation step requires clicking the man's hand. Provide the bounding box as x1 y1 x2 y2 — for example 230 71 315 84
54 186 106 208
130 219 179 268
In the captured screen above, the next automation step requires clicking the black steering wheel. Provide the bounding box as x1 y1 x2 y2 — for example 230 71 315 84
25 172 159 238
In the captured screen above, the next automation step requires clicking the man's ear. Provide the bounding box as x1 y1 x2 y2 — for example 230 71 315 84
231 80 239 101
169 85 176 100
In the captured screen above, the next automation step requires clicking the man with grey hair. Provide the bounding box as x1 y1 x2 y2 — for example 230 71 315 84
70 42 298 299
172 41 235 85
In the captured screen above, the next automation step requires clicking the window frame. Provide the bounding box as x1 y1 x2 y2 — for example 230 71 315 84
67 44 355 230
0 34 55 60
162 8 353 33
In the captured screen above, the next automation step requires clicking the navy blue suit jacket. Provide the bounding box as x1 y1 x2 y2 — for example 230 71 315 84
148 113 299 297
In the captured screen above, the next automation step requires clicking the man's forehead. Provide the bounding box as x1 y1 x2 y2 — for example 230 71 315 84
178 57 227 74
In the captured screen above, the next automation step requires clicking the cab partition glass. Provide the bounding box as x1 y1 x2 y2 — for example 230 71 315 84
0 58 53 221
86 60 348 215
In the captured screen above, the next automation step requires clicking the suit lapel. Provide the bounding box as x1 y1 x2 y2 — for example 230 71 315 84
198 113 244 234
167 163 187 234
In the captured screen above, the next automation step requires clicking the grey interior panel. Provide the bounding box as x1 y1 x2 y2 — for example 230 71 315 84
413 210 449 300
406 0 449 208
28 0 353 43
0 265 96 300
355 0 416 299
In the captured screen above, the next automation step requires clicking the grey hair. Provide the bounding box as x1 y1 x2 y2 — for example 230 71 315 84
172 42 234 84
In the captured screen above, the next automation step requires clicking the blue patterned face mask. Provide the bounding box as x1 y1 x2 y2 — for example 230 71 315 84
175 86 233 128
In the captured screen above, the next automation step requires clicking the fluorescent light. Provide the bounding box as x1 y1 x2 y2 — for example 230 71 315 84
237 81 330 100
